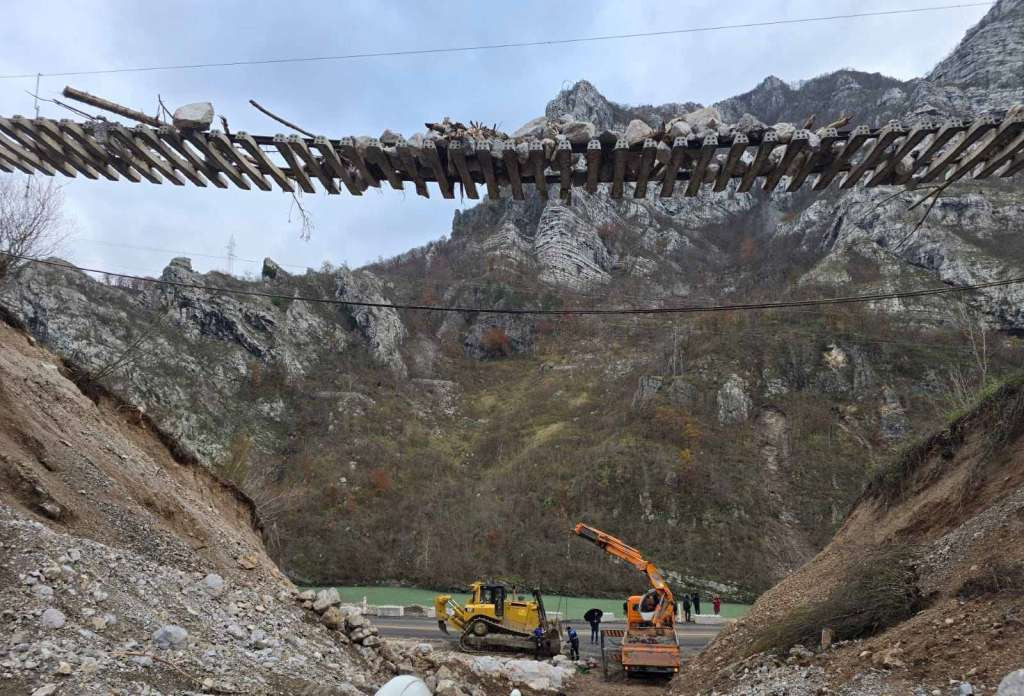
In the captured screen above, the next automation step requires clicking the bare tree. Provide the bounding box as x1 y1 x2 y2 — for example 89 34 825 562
0 177 65 283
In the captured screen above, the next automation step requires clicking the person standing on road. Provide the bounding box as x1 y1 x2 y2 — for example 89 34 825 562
713 595 722 615
532 625 545 660
692 591 701 617
682 593 692 623
566 625 580 661
583 608 603 644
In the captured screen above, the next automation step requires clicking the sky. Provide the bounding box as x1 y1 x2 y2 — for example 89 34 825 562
0 0 991 278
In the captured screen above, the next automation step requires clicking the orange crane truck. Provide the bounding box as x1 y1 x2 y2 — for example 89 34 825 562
573 523 681 677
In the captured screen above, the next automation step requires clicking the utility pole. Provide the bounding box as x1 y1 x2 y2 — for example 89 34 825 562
226 234 237 276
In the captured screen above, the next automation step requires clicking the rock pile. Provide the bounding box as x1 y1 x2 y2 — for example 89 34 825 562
296 588 385 651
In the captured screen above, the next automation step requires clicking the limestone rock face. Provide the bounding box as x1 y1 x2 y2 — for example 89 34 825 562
718 374 752 425
545 80 617 131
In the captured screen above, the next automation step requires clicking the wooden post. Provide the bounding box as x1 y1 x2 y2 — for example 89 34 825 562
476 140 500 200
12 117 99 179
110 124 185 185
557 140 573 201
585 139 602 193
187 131 249 190
901 119 965 182
813 126 870 191
364 139 403 190
339 137 380 188
273 134 314 193
945 114 1024 183
738 130 778 193
210 131 271 191
787 128 836 192
865 119 933 186
500 141 525 200
763 130 809 192
287 135 338 194
715 133 748 192
841 121 904 189
660 137 688 197
0 139 35 174
687 134 719 196
529 141 547 199
975 128 1024 179
396 139 429 198
448 140 479 199
634 139 657 198
234 131 293 192
157 127 226 188
611 139 628 199
422 139 454 199
62 86 163 127
919 116 998 183
0 118 74 177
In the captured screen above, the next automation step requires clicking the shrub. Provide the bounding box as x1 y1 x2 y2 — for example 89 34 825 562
480 327 512 358
368 467 394 494
751 544 926 654
958 560 1024 598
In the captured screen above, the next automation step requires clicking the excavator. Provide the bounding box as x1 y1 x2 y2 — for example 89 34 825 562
434 581 561 657
573 523 681 677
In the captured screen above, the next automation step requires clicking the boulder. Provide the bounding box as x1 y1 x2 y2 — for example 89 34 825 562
379 129 403 145
40 607 65 629
667 118 692 140
734 113 766 134
298 589 317 602
558 121 596 145
683 106 723 130
624 119 654 146
262 258 284 280
321 606 345 630
998 670 1024 696
202 573 225 597
313 587 342 613
513 117 548 140
374 676 431 696
151 624 189 650
346 612 368 630
172 102 214 131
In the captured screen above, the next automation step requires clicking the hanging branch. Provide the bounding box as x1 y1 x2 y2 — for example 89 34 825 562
288 191 314 241
157 94 174 122
62 85 163 127
24 91 100 121
248 99 314 138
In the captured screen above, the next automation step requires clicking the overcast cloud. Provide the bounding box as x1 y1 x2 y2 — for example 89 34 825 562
0 1 988 278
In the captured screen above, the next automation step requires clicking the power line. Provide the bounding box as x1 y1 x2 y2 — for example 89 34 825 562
4 252 1022 317
71 238 310 269
0 3 994 80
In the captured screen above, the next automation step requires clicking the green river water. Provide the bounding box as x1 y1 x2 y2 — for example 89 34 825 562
332 586 750 620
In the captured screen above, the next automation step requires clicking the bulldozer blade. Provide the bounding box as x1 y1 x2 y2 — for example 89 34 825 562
438 620 448 635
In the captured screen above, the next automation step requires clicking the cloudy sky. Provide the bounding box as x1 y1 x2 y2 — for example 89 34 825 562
0 0 989 278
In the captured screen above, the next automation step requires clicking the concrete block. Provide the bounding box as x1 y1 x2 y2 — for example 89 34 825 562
376 605 404 617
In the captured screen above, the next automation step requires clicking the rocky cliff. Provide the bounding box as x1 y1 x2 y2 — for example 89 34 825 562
1 0 1022 600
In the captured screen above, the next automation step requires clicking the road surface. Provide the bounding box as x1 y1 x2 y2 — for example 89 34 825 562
372 616 722 659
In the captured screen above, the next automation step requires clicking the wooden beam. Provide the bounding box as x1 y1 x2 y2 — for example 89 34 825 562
66 121 143 183
787 128 836 192
715 133 748 192
919 116 997 183
12 117 99 179
901 118 965 182
397 139 428 198
422 139 454 199
660 137 688 197
286 135 338 194
0 139 36 174
207 131 270 191
738 130 778 193
611 139 628 199
364 139 403 190
313 136 361 195
476 140 499 200
975 129 1024 179
634 139 658 198
529 141 547 199
272 134 314 193
62 85 163 127
764 130 809 191
131 125 204 186
813 125 870 191
865 119 934 186
187 131 249 190
234 131 292 192
687 134 719 196
338 137 380 188
556 140 573 201
37 120 119 181
0 118 74 177
500 141 525 200
1001 150 1024 178
841 121 904 189
448 140 479 199
944 114 1024 183
110 125 185 185
156 127 227 188
585 139 602 193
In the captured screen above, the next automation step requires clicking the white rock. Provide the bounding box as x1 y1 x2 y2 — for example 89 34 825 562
624 119 654 147
31 685 58 696
172 102 214 131
375 675 431 696
151 624 189 650
203 573 225 597
997 670 1024 696
32 584 54 599
40 608 65 629
313 587 341 613
558 121 596 145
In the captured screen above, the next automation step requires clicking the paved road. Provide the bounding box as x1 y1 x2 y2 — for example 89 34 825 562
372 616 722 659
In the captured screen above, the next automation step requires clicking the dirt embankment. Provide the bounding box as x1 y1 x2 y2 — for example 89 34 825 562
675 376 1024 696
0 319 391 694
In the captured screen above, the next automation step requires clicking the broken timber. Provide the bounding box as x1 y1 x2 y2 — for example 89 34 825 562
1 114 1023 201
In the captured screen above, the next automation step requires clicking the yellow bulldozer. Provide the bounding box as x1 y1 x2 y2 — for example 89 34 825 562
435 581 561 656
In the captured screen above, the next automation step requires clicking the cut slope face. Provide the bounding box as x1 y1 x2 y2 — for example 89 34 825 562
0 320 387 694
675 376 1024 695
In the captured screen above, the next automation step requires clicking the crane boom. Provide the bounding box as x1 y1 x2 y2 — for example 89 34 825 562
573 523 674 610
